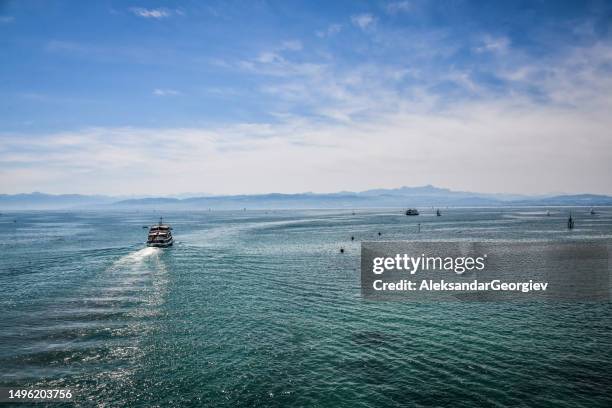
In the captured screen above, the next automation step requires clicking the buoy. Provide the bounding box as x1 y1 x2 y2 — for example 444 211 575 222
378 232 382 236
351 236 355 241
340 247 345 253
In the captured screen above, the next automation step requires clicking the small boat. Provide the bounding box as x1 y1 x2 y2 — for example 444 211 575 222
546 210 550 216
436 209 441 216
590 208 596 215
147 217 174 247
567 214 574 230
405 208 419 216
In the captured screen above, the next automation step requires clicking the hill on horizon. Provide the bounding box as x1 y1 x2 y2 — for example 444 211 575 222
1 186 612 210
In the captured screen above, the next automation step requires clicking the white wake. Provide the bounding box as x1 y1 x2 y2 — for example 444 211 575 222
115 247 161 265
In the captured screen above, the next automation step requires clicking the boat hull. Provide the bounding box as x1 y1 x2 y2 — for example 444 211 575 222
147 239 174 248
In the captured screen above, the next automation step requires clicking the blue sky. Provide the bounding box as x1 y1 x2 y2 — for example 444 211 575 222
1 0 612 195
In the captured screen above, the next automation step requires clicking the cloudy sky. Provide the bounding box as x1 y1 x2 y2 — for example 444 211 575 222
1 0 612 195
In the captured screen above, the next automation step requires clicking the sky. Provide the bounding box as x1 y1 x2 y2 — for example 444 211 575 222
1 0 612 196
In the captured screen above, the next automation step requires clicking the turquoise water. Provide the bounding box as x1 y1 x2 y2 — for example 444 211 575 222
1 208 611 407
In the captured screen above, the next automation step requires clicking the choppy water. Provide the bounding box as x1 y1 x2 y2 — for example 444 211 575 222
1 208 611 407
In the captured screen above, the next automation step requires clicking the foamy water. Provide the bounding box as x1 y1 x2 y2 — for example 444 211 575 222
111 246 160 265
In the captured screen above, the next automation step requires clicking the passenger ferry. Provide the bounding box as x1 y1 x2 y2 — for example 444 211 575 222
147 217 174 247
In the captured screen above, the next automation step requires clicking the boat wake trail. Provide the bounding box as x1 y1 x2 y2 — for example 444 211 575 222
101 246 168 310
112 247 161 267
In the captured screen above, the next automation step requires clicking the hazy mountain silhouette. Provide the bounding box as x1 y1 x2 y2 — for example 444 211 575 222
2 187 611 210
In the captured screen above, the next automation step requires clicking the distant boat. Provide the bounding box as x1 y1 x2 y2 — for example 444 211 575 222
147 217 174 247
590 208 596 215
546 210 550 216
405 208 419 216
436 209 441 216
567 214 574 230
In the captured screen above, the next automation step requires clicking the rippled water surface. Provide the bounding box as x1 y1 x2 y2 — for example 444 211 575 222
1 208 611 407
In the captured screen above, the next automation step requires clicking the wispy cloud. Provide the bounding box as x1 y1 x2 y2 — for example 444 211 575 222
4 2 612 195
45 40 85 53
230 40 323 78
129 8 172 19
3 88 612 195
280 40 302 51
153 88 181 96
385 1 413 14
316 24 342 38
6 37 612 194
475 35 510 54
351 13 376 30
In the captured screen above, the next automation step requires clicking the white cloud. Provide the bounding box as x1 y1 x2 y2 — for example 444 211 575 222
232 41 324 78
153 89 181 96
386 1 413 14
316 24 342 38
4 29 612 195
5 37 612 196
475 35 510 54
281 40 303 51
129 8 171 19
351 13 376 30
2 93 612 195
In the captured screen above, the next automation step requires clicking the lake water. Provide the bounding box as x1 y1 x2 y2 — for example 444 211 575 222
1 208 611 407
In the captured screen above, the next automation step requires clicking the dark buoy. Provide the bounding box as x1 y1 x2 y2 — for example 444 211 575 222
351 236 355 241
567 214 574 230
378 232 382 236
340 247 345 253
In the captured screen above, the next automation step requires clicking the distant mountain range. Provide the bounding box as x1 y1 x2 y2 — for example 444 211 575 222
1 186 612 210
